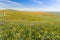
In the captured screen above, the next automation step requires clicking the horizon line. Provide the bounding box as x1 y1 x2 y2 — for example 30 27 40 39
0 8 60 12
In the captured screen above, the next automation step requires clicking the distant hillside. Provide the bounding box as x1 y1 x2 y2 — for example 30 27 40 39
0 9 60 23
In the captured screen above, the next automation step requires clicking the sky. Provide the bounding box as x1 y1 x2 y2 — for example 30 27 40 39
0 0 60 11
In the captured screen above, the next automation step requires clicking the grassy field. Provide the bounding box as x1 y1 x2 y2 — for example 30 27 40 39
0 9 60 40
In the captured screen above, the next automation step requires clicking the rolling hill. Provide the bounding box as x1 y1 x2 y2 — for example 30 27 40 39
0 9 60 23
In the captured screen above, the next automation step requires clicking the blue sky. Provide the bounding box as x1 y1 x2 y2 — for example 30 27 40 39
0 0 60 11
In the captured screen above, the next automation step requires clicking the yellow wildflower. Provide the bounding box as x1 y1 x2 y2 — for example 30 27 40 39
39 35 41 38
0 35 1 37
56 35 60 38
32 30 35 31
16 33 20 37
52 32 54 35
47 36 50 38
45 31 47 33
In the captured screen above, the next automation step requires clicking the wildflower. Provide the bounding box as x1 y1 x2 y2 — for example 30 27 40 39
0 35 1 37
52 32 54 35
23 35 26 37
13 27 16 31
7 38 9 40
32 30 35 31
16 33 20 37
28 33 31 37
47 36 50 38
56 35 60 38
45 31 47 33
39 35 41 38
5 33 7 37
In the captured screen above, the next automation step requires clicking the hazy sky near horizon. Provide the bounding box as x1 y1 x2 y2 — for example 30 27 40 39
0 0 60 11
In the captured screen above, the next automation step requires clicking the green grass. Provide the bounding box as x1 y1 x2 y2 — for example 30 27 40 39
0 9 60 40
0 21 60 40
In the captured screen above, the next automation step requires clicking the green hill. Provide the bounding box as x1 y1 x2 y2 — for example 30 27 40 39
0 9 60 23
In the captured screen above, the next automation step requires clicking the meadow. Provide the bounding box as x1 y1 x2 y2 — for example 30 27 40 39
0 9 60 40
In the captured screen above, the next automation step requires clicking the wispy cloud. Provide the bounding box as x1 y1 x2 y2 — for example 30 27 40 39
0 2 4 5
0 0 10 1
10 7 60 12
0 0 22 9
7 1 22 6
